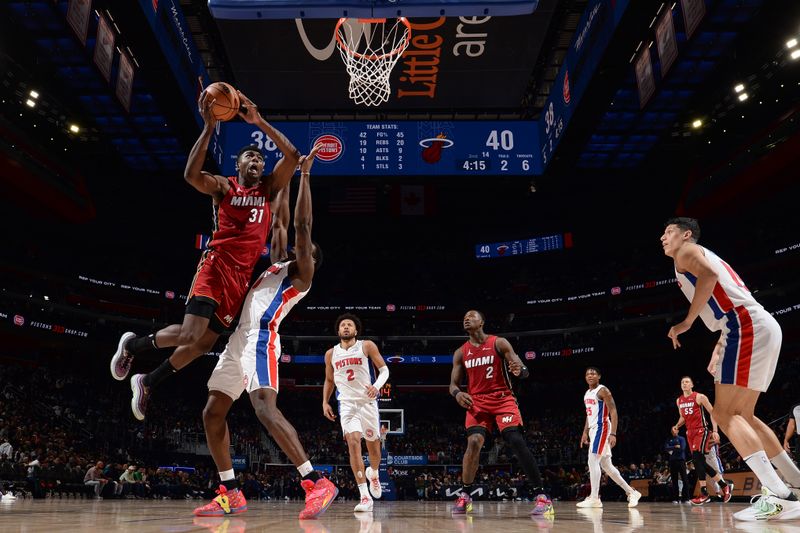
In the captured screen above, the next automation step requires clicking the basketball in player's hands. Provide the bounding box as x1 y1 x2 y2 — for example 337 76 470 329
203 82 240 121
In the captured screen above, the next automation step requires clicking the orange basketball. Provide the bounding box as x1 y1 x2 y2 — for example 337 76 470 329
204 82 240 121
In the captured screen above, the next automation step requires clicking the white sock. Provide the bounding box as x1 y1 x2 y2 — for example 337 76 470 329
600 455 633 494
297 461 314 477
588 454 602 499
219 469 235 482
771 451 800 487
745 451 791 498
358 483 369 499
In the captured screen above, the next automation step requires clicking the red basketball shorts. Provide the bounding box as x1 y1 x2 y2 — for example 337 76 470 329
687 427 712 453
188 249 252 330
465 390 523 433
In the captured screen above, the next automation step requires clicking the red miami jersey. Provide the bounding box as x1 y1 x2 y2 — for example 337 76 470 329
208 176 272 270
462 335 512 396
677 392 710 432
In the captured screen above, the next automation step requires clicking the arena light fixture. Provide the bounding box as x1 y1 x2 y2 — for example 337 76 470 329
25 98 36 108
29 90 39 99
738 92 749 102
691 119 703 128
69 124 80 133
791 49 800 60
787 38 798 49
733 84 745 93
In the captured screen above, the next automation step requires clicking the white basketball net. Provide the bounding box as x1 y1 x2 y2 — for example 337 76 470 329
336 18 411 107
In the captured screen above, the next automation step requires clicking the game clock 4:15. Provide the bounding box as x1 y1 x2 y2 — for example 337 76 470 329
460 159 491 171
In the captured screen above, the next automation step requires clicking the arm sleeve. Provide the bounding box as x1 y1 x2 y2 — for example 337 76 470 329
372 365 389 390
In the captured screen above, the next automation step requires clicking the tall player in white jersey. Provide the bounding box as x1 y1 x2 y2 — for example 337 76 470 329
194 145 339 521
578 367 641 508
662 217 800 521
322 314 389 513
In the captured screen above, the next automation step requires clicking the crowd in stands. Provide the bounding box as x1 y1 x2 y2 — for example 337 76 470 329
1 345 796 502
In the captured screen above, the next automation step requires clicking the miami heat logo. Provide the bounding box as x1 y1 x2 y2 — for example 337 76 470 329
420 133 454 164
366 429 375 439
243 375 249 388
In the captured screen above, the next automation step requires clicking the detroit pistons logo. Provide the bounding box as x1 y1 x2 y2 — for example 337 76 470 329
313 134 344 162
366 428 375 439
563 70 571 105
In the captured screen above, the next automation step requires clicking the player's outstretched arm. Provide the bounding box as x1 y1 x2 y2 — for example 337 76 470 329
291 144 322 292
363 340 389 400
322 348 336 421
237 92 301 200
598 387 619 448
184 91 229 198
495 337 529 378
269 182 290 264
668 244 719 348
449 348 472 409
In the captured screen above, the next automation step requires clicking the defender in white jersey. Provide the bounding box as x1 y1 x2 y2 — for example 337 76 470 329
196 145 339 521
578 367 640 508
662 217 800 521
322 314 389 513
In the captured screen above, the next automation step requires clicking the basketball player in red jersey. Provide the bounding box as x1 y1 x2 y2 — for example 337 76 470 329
448 310 553 517
671 376 732 504
109 89 302 420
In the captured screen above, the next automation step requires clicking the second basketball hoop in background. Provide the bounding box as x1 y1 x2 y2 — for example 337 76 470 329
335 17 411 107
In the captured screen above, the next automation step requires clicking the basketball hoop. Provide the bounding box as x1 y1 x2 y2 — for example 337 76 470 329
335 17 411 107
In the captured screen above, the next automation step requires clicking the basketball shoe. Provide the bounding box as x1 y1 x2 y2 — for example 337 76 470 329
734 488 800 521
299 477 338 519
576 497 602 508
627 489 642 507
365 466 381 499
354 495 374 512
451 493 473 514
130 374 148 421
110 332 136 380
691 492 711 506
193 485 247 517
721 482 733 503
531 493 554 517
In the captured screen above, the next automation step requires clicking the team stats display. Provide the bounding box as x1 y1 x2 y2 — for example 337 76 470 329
475 233 571 259
213 121 542 176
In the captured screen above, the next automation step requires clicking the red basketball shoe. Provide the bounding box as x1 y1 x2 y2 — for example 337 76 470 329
193 485 247 517
299 477 338 519
691 493 711 506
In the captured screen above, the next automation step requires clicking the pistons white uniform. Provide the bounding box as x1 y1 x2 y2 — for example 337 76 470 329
208 261 308 399
584 385 612 457
333 340 380 441
675 246 782 392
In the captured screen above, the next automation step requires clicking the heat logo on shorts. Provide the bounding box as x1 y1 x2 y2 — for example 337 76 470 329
313 134 344 162
563 70 571 105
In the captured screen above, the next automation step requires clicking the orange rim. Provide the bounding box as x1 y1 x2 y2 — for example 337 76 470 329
335 17 411 61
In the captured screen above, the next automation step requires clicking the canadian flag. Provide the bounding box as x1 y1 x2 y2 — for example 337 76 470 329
390 185 436 216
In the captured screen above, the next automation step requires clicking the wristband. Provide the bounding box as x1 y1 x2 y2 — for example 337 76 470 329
610 433 616 437
301 172 310 176
451 389 460 398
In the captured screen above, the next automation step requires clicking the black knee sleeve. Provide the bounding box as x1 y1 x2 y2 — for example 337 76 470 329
503 428 542 487
692 451 707 481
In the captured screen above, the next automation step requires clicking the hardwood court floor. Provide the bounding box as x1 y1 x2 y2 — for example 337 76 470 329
1 498 799 533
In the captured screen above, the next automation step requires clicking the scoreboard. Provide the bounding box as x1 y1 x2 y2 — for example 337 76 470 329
475 233 570 259
212 121 542 176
